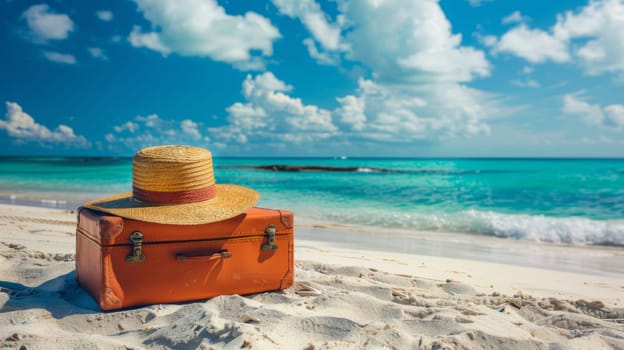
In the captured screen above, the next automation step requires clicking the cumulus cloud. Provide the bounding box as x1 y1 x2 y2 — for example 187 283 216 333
273 0 490 83
209 72 497 151
128 0 280 70
43 51 76 64
209 1 500 151
113 121 139 133
563 93 624 129
302 38 338 65
96 10 113 22
272 0 344 64
502 11 528 25
0 102 89 148
491 0 624 75
22 4 74 42
340 0 490 83
107 114 206 150
492 24 570 63
554 0 624 75
477 34 498 47
181 119 201 140
272 0 341 50
128 26 170 55
209 72 338 147
335 79 493 141
335 94 366 131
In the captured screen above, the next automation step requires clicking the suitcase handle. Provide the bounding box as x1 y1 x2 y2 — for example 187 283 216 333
176 250 231 262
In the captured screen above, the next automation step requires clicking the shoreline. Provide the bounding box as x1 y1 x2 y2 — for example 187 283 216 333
2 198 624 277
1 203 623 349
3 192 624 246
296 217 624 278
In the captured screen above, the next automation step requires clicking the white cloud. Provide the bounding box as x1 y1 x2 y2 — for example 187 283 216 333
181 119 201 140
225 103 268 130
113 121 139 133
135 114 161 128
335 80 429 141
209 72 338 147
302 38 338 65
128 26 170 55
336 1 495 142
491 0 624 75
502 11 527 25
342 77 498 141
492 24 570 63
553 0 624 75
0 102 89 148
562 94 604 126
339 0 490 83
96 10 113 22
108 114 205 150
43 51 77 64
605 105 624 128
22 4 74 42
271 0 344 64
273 0 490 83
272 0 342 50
210 72 497 151
129 0 280 70
335 95 365 131
478 34 498 47
209 1 501 151
87 47 108 60
562 93 624 129
241 73 337 134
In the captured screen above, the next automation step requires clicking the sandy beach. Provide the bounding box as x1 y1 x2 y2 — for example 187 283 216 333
1 203 623 349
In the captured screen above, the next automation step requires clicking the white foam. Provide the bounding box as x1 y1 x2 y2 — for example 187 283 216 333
310 207 624 245
452 210 624 245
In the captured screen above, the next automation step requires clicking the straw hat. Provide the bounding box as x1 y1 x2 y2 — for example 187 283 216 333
84 145 259 225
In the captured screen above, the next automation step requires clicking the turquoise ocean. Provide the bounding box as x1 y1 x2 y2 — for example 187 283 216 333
1 157 623 246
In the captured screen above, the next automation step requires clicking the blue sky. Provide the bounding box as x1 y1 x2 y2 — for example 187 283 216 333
1 0 623 157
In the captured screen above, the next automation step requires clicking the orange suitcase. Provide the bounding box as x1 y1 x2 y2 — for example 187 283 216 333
75 206 294 311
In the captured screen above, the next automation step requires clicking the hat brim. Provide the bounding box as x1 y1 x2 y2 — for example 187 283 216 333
84 184 259 225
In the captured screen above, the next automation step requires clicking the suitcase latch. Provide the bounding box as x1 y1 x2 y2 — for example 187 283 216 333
262 224 277 251
126 231 146 263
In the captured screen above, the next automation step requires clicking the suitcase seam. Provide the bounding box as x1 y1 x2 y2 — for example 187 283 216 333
79 232 292 246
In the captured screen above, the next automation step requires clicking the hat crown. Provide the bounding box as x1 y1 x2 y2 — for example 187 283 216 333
84 144 259 224
135 145 211 163
132 145 216 203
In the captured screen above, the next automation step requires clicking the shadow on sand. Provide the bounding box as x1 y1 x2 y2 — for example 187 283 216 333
0 271 100 317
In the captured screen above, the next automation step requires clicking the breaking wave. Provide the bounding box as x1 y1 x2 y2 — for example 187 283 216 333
316 208 624 246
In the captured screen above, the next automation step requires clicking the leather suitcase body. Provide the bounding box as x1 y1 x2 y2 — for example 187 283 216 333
75 207 294 310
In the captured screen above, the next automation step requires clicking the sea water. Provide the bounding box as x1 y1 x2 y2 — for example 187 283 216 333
1 157 623 245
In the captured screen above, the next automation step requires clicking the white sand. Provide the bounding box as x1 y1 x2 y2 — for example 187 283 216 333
0 204 623 349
